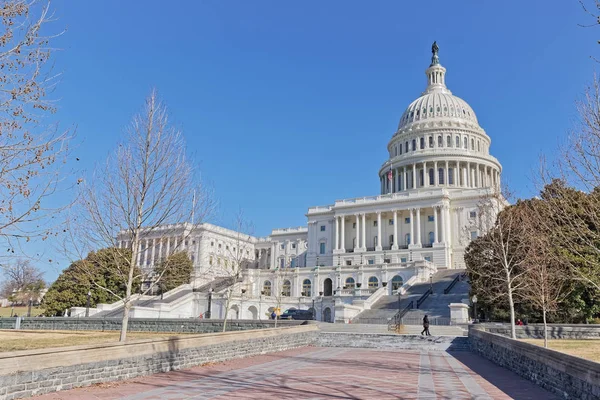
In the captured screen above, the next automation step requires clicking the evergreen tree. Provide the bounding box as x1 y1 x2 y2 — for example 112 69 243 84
153 251 193 293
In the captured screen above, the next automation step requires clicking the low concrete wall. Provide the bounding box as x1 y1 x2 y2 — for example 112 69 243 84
0 325 318 400
479 323 600 339
470 327 600 400
0 317 302 332
315 332 470 352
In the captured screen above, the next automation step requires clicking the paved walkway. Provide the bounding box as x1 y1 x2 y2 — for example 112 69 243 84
35 347 558 399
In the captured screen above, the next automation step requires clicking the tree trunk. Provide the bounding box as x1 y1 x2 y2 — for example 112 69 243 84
543 308 548 349
507 285 517 339
222 287 231 332
121 236 139 342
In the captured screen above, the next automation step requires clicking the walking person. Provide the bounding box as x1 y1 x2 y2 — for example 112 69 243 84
421 315 431 336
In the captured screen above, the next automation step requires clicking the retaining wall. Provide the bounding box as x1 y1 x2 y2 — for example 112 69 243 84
0 325 318 400
470 327 600 400
0 317 301 332
479 323 600 339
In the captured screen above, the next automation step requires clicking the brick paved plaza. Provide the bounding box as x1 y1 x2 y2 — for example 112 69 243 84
34 347 557 399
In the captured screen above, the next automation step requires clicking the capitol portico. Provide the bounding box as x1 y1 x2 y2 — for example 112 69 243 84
90 44 504 323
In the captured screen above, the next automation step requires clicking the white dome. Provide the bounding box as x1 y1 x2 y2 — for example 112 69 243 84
396 60 479 131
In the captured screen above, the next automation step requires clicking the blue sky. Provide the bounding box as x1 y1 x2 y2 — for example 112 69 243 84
35 0 599 279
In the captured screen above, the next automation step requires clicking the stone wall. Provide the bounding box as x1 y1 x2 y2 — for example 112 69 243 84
478 323 600 339
470 327 600 400
0 325 318 400
0 317 302 332
315 332 470 351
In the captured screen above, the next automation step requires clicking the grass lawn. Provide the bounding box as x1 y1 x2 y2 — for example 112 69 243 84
0 306 44 317
522 339 600 363
0 330 191 353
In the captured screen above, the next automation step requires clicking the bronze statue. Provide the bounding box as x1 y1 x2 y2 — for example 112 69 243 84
430 41 440 66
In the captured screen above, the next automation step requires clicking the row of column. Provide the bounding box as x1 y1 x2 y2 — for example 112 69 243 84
381 161 499 194
333 205 452 252
120 236 189 269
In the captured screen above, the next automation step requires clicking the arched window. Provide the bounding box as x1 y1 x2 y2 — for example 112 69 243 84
345 277 356 289
429 136 434 148
282 280 291 296
419 169 424 187
456 136 460 148
399 145 403 155
446 135 451 147
391 275 404 291
471 138 475 150
405 233 411 245
463 137 468 149
405 141 409 153
448 168 454 185
429 231 435 245
389 234 394 246
477 141 481 152
420 137 425 149
429 168 434 185
353 237 356 248
368 276 379 289
437 135 443 147
373 235 378 246
302 279 312 297
263 280 272 296
412 139 416 151
438 168 445 185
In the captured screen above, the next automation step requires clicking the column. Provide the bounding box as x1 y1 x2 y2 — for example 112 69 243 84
423 162 428 187
445 206 452 246
409 208 414 246
454 163 459 187
166 237 171 257
440 207 446 244
445 161 449 186
158 238 163 262
361 213 366 249
391 170 395 193
403 167 407 191
393 210 399 249
434 161 438 186
396 168 401 193
151 238 156 266
335 217 339 251
341 217 346 252
470 164 475 188
355 214 360 251
412 163 416 189
434 207 439 243
271 242 276 269
376 212 382 250
415 208 422 246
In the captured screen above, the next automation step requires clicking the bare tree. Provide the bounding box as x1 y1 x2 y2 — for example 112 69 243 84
0 259 45 303
69 91 213 342
0 1 71 254
220 210 253 332
465 188 530 339
271 265 294 328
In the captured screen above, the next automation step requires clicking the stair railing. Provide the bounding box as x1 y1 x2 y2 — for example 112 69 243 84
387 300 414 331
443 274 460 294
416 288 433 308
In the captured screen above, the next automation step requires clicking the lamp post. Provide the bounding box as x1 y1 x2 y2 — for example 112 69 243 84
319 291 323 321
260 290 265 320
472 295 478 323
86 290 91 317
429 273 433 294
27 297 32 317
397 289 402 325
312 297 315 320
240 289 246 320
206 287 213 319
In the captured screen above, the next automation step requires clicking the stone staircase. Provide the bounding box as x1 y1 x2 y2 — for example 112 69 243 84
352 269 468 325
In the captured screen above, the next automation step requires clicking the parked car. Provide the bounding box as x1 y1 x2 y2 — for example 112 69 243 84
279 309 314 320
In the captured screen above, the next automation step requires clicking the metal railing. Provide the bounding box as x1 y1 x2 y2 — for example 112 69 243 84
387 300 414 331
399 316 452 326
416 288 433 308
444 274 460 294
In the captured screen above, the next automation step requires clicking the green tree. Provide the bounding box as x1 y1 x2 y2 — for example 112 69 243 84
153 251 193 293
42 248 141 316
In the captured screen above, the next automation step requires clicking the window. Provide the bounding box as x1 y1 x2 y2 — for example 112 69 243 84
345 277 356 289
438 135 443 147
477 141 481 152
471 138 475 150
428 232 434 244
373 220 377 227
471 231 478 240
405 217 410 224
405 141 408 153
389 219 394 225
346 260 352 266
374 236 378 246
319 242 326 254
438 168 445 185
420 137 425 149
405 233 411 245
401 257 407 263
463 137 468 149
384 258 391 263
353 237 356 248
353 222 356 228
320 225 326 232
412 139 416 151
424 256 432 262
282 280 291 296
429 136 434 148
368 259 374 265
302 279 312 297
448 168 454 185
290 257 297 268
280 244 284 249
261 280 272 296
428 215 434 222
211 242 214 247
209 255 213 265
456 136 460 147
218 243 222 248
280 258 285 268
399 145 403 155
368 276 379 289
391 275 404 291
470 211 477 218
447 135 452 147
389 235 394 246
292 243 296 249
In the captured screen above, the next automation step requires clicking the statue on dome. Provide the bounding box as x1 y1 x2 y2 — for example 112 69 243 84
430 41 440 66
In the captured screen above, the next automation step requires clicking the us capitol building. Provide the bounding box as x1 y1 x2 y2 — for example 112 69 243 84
87 44 503 323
